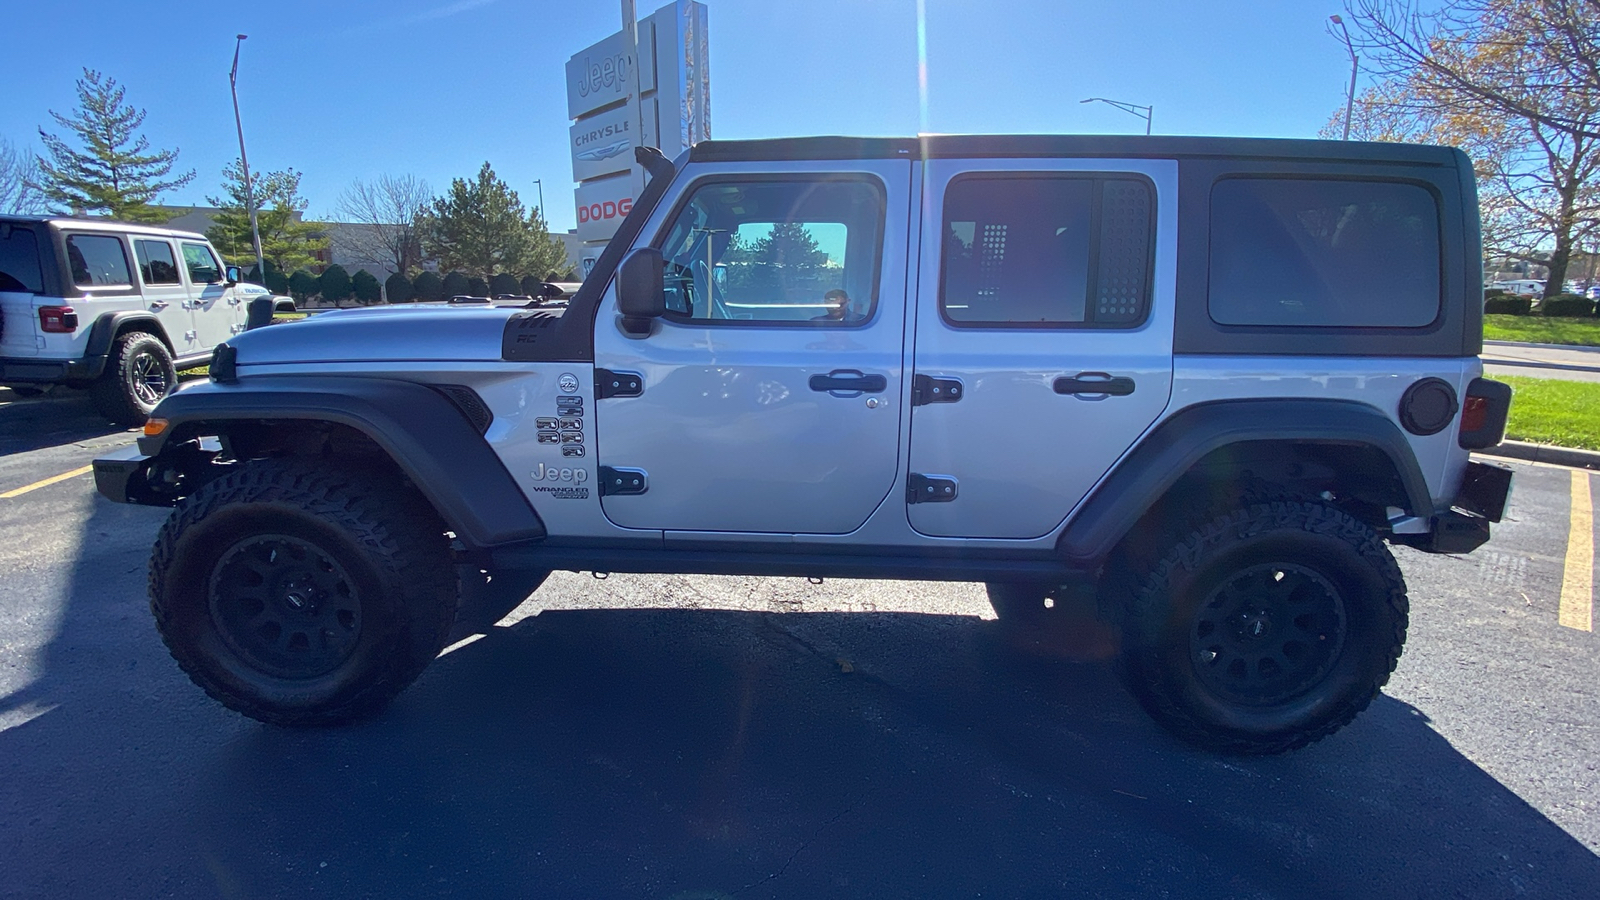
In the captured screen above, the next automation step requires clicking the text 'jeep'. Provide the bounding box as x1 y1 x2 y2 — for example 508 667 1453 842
94 136 1514 753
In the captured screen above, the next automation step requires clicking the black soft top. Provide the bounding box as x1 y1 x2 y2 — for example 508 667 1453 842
688 134 1463 167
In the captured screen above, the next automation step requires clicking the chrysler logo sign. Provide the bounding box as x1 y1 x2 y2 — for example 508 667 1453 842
576 139 631 162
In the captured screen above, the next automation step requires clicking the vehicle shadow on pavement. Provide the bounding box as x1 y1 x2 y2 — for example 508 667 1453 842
2 505 1597 900
0 391 125 456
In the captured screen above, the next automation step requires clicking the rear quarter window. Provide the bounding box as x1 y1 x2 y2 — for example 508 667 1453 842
1208 177 1442 328
66 233 133 287
0 226 44 293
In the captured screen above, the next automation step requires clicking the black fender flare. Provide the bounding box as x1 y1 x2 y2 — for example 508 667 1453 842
140 375 546 548
83 312 173 378
1056 398 1434 565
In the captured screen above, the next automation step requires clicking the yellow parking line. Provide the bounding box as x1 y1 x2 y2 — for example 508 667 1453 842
0 465 94 500
1559 469 1594 632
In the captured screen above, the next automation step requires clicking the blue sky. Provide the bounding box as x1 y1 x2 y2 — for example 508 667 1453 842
1 0 1364 232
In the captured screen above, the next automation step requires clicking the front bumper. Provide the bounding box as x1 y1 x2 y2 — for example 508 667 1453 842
93 445 156 505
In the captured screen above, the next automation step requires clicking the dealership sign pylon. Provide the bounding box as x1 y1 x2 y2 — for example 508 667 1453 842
567 0 709 274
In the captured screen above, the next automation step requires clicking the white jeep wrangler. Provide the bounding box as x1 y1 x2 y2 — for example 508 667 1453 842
95 137 1513 753
0 216 284 424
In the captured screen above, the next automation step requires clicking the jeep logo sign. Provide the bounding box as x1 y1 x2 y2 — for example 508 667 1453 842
565 32 633 119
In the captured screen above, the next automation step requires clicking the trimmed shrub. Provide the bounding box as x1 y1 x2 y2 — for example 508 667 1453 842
466 276 490 298
247 260 290 295
1540 293 1596 317
318 264 352 303
490 272 522 296
352 269 382 304
288 269 318 301
1485 295 1533 315
441 270 470 297
385 272 414 304
521 274 545 296
412 270 444 301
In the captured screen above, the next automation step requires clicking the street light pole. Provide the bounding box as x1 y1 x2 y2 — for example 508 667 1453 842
1330 15 1359 141
229 34 266 281
1080 97 1153 135
532 179 545 222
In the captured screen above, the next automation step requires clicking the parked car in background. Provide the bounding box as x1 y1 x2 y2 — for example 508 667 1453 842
0 216 268 424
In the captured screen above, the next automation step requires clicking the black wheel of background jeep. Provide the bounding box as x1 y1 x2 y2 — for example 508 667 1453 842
91 331 176 426
1116 499 1408 755
150 460 457 726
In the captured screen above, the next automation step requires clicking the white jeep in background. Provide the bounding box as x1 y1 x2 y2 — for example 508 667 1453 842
0 216 284 425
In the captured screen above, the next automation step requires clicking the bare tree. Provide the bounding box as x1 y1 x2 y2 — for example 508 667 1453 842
1340 0 1600 295
335 174 431 276
0 137 45 214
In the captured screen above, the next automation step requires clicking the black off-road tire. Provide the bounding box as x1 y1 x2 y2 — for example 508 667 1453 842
149 460 457 726
91 331 176 426
1116 500 1408 755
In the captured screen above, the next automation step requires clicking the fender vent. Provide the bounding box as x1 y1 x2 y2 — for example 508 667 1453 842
435 385 493 434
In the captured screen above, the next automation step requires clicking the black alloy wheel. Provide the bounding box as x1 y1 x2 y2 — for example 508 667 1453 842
208 535 364 680
1189 562 1347 707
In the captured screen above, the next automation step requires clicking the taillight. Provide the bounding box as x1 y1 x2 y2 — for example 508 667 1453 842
1459 378 1512 449
38 306 78 333
1459 395 1489 435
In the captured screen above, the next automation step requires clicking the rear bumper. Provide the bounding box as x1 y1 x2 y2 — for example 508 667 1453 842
1 355 104 384
1392 460 1513 555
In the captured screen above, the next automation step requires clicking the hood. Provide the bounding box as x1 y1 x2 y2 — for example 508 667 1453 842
230 303 544 366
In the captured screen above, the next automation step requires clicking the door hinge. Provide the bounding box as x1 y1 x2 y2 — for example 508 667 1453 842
595 368 643 399
911 374 963 407
599 466 648 496
907 473 958 503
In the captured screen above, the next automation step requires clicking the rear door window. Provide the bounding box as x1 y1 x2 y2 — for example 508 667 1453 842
939 175 1154 327
135 240 182 285
1208 178 1442 327
66 234 132 287
0 225 43 293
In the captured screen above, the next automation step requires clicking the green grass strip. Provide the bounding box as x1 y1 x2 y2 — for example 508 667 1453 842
1484 315 1600 347
1500 375 1600 451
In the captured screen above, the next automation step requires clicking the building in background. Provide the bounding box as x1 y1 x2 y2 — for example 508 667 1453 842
154 206 583 297
567 0 709 275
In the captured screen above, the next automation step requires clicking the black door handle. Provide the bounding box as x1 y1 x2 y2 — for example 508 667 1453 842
809 370 888 394
1054 373 1135 396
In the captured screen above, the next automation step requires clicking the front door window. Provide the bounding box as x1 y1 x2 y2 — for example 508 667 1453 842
656 179 884 325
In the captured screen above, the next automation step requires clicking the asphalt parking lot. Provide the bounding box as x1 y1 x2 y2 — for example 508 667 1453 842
1 390 1596 899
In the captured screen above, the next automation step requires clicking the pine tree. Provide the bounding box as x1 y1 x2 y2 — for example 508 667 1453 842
31 69 194 221
423 162 567 279
206 160 328 273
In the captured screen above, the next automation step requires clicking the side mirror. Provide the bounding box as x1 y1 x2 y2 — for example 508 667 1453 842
616 248 664 335
224 265 243 285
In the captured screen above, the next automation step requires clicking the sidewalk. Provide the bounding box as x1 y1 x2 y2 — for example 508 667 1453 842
1483 339 1600 382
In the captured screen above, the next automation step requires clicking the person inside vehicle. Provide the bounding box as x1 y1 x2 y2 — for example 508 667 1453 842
813 288 859 322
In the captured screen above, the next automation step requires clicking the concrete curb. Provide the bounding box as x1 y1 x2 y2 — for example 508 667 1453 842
1477 440 1600 470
